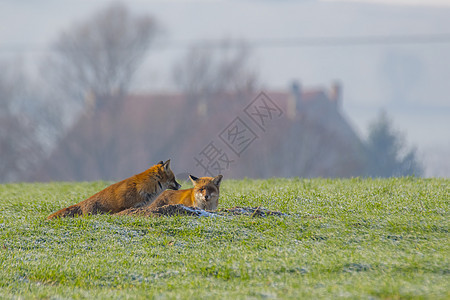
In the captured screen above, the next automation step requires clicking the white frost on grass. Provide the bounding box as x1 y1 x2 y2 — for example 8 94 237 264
182 206 220 218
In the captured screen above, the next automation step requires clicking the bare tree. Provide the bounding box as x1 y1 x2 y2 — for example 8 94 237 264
0 61 45 182
173 38 259 109
29 3 162 181
46 2 159 110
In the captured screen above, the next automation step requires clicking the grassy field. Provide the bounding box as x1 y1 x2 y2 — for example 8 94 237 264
0 177 448 299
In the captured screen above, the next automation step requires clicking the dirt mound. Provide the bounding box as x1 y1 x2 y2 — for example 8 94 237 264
118 204 216 217
217 206 287 217
117 205 285 218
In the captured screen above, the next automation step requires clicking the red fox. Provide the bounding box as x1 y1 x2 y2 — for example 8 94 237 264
47 160 181 219
116 174 222 216
147 174 222 210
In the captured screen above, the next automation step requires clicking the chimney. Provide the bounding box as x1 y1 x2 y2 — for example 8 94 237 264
288 80 302 119
329 81 342 109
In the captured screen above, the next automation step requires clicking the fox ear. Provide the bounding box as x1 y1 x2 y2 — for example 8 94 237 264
213 175 223 186
157 161 164 165
189 175 199 184
163 159 171 171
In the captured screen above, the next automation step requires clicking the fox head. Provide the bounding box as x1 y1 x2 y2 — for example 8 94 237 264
157 160 181 190
189 174 223 211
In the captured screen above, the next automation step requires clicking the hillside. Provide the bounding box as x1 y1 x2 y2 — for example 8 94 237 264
0 177 448 298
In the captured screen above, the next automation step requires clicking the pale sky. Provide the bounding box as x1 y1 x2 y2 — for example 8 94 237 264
322 0 450 6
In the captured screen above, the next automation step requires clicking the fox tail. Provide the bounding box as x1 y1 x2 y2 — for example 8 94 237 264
47 204 82 220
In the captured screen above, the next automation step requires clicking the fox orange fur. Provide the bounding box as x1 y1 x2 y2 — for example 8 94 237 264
47 160 181 219
147 174 223 210
116 174 222 216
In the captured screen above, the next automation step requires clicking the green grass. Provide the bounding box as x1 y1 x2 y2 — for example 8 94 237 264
0 178 448 299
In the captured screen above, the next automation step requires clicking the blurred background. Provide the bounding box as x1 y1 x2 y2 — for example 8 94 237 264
1 0 449 182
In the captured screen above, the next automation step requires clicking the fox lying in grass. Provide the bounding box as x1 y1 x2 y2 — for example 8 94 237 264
47 160 181 219
116 174 222 216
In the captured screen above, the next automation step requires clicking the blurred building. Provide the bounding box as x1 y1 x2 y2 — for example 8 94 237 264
31 82 367 181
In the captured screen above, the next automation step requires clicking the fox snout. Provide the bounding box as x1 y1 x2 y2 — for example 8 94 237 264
169 180 181 190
